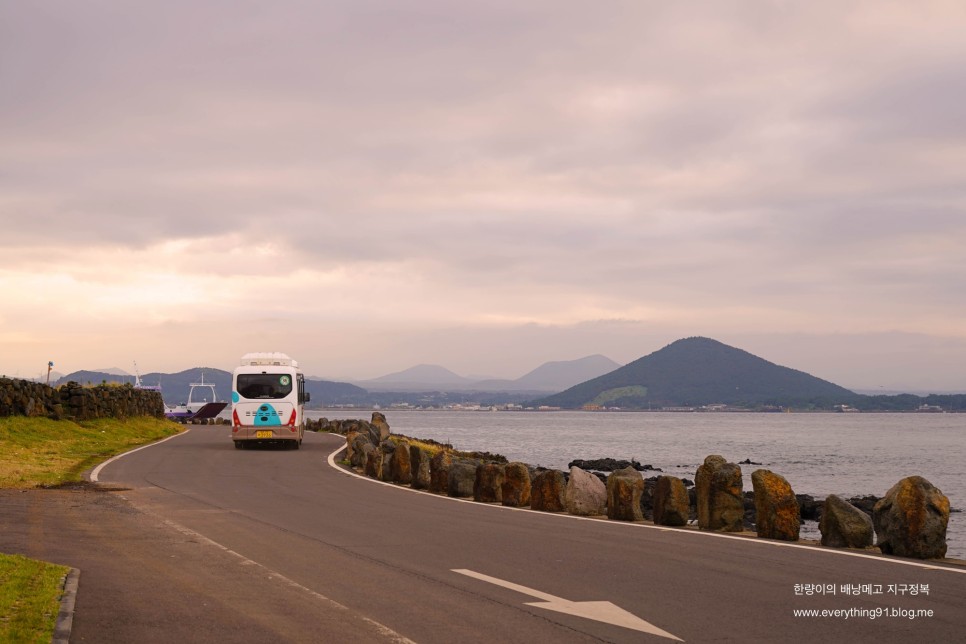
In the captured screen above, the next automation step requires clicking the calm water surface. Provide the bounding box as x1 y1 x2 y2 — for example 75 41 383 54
311 410 965 558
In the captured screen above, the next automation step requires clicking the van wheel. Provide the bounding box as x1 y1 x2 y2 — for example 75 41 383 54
233 441 244 449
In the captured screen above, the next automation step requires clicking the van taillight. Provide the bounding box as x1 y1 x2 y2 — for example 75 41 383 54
233 409 241 427
288 410 297 430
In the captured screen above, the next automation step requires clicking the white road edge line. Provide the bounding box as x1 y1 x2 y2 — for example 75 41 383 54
324 438 966 576
90 428 415 643
90 428 193 482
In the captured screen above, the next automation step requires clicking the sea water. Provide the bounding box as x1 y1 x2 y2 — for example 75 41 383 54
308 410 965 559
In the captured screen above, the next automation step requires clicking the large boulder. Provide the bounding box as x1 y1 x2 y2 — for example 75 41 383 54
343 419 380 446
370 412 391 441
391 441 412 484
751 469 800 541
695 455 744 532
429 452 452 495
347 432 373 468
448 460 478 498
501 462 532 507
474 464 506 503
653 476 690 527
606 466 644 522
364 445 383 479
873 476 949 559
356 442 375 471
530 470 566 512
409 446 432 490
344 431 359 461
564 466 606 516
820 494 874 549
378 441 396 482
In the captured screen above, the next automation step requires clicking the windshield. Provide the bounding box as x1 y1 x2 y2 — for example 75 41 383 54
236 373 294 400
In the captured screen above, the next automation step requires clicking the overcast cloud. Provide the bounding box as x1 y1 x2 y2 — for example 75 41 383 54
2 1 965 391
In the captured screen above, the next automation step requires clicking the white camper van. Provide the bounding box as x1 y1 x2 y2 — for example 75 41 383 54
231 352 309 449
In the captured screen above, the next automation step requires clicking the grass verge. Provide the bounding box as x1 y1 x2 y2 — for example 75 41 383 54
0 415 182 639
0 553 70 643
0 416 182 488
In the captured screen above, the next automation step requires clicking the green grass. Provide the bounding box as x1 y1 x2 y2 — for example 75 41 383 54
0 415 181 639
0 553 70 643
389 435 445 457
0 416 183 488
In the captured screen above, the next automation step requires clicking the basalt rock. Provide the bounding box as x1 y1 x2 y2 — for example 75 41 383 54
339 419 380 445
820 494 874 549
370 412 391 441
378 441 396 482
345 431 373 465
847 495 880 516
364 445 383 479
391 441 412 484
653 476 690 527
873 476 949 559
568 458 659 472
564 466 606 516
429 452 452 495
752 469 800 541
606 467 644 522
356 442 376 473
448 460 478 498
501 462 532 507
409 446 432 490
474 464 505 503
530 470 566 512
695 455 744 532
796 494 823 522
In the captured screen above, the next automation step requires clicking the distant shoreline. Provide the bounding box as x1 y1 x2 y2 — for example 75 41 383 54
309 407 966 414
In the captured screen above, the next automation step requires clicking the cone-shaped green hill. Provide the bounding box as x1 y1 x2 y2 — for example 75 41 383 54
533 337 859 409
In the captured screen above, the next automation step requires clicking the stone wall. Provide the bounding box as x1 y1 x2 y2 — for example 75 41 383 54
0 377 165 420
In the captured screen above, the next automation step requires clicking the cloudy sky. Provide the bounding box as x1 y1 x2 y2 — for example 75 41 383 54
2 1 965 391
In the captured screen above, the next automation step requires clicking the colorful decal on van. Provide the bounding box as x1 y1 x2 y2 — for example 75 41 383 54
253 403 282 426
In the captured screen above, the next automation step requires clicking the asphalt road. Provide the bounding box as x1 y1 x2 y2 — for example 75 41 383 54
86 427 966 642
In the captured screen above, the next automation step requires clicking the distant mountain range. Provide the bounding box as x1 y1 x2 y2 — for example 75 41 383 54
50 354 622 405
46 340 966 411
53 369 367 408
534 337 861 409
354 355 622 392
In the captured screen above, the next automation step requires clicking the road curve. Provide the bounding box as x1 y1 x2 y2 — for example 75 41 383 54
97 427 966 643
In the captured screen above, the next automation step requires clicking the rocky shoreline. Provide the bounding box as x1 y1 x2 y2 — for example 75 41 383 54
310 414 953 561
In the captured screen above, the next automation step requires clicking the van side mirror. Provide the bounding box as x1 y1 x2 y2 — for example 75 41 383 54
304 392 311 402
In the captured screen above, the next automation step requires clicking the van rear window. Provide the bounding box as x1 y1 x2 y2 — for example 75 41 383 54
237 374 293 399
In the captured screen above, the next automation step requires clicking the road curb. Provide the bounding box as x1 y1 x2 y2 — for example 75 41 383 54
52 567 80 644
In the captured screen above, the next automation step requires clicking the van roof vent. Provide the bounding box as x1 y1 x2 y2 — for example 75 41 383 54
239 352 297 368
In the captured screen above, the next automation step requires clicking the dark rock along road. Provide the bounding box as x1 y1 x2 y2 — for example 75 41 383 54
10 427 965 643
